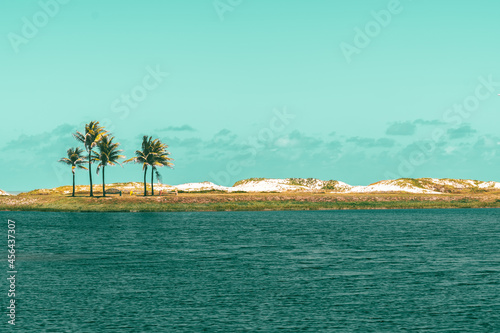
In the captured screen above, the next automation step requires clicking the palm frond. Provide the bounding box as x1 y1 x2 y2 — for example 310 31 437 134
74 121 108 150
59 147 88 172
73 131 86 144
93 134 125 173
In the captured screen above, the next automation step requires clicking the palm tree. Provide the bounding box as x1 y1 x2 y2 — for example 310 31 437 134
73 121 107 197
58 147 88 197
125 136 173 196
92 135 124 197
124 136 153 196
149 138 174 196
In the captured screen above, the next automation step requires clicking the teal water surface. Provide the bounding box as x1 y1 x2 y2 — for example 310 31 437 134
1 209 499 332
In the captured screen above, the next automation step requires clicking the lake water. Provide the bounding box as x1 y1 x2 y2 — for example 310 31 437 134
1 209 499 332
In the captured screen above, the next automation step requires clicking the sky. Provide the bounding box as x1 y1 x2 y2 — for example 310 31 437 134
1 0 500 191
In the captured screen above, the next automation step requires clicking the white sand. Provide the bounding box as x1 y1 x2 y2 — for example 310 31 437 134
174 182 229 192
349 183 438 194
478 181 500 189
229 179 307 192
175 178 500 194
429 178 480 188
18 178 500 195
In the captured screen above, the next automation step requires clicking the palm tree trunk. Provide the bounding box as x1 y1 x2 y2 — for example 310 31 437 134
151 167 154 196
89 149 93 197
72 172 75 197
144 166 148 196
102 166 105 197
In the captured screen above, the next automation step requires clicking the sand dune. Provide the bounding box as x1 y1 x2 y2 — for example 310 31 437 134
19 177 500 195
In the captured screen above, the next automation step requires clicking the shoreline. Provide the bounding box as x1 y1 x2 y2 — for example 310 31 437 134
3 206 499 213
2 192 500 212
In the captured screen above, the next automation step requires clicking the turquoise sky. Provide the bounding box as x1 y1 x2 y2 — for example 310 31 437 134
1 0 500 191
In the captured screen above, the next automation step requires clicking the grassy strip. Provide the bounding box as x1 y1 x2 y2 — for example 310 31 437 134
2 196 500 212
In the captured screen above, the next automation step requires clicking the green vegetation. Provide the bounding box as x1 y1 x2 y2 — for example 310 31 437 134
321 180 343 190
73 121 107 197
125 136 153 196
124 136 173 196
58 147 87 197
287 178 348 191
67 122 174 198
233 178 345 191
397 178 425 189
287 178 317 187
232 178 266 186
92 135 124 197
366 178 492 194
176 189 227 194
2 192 500 212
148 138 173 196
21 134 500 213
